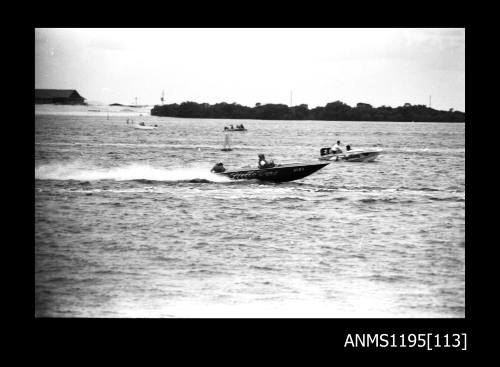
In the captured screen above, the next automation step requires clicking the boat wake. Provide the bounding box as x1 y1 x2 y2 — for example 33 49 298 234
35 162 232 183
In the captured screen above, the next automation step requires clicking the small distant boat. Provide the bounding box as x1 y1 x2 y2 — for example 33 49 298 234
216 162 329 182
224 128 247 132
319 147 382 162
88 109 101 112
134 125 157 130
224 124 247 132
133 122 158 130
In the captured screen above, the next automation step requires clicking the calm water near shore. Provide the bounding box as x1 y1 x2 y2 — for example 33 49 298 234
35 106 465 317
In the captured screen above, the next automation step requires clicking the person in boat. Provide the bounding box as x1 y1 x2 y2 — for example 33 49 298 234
211 162 226 173
230 124 234 129
224 126 228 131
332 140 343 154
240 124 245 129
258 154 275 169
346 144 352 151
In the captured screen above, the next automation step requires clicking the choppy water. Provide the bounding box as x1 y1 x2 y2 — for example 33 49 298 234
35 106 465 317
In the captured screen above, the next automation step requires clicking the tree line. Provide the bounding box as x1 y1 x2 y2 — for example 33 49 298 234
150 101 465 122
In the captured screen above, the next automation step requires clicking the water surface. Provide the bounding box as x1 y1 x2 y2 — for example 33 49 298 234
35 106 465 317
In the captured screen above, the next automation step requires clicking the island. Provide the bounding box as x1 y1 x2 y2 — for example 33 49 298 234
150 101 465 122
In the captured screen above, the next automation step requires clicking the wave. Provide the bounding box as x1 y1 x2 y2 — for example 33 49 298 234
153 256 179 262
428 196 465 202
359 197 415 204
250 265 280 271
35 161 231 183
269 196 307 203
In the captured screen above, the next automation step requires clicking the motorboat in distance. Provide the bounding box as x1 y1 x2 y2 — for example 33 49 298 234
223 127 247 132
133 122 158 130
223 124 247 132
216 162 329 182
319 147 382 162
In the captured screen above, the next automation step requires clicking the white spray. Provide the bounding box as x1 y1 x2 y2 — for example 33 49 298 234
35 161 231 183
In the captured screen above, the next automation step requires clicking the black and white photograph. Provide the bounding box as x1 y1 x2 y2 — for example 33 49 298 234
34 28 465 319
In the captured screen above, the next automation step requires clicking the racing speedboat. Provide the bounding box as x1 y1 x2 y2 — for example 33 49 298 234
216 162 329 182
319 147 382 162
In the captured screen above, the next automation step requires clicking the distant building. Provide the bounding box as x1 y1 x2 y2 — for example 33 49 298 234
35 89 86 105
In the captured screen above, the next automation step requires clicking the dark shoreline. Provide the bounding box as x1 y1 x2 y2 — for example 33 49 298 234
151 101 465 123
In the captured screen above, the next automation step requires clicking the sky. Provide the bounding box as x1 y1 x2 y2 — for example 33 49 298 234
35 28 465 111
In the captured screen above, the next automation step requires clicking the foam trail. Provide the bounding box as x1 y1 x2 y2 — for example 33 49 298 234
35 162 231 182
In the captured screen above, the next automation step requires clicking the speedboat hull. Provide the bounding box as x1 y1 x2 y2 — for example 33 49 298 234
217 162 329 182
319 150 381 162
134 125 157 130
224 128 247 132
